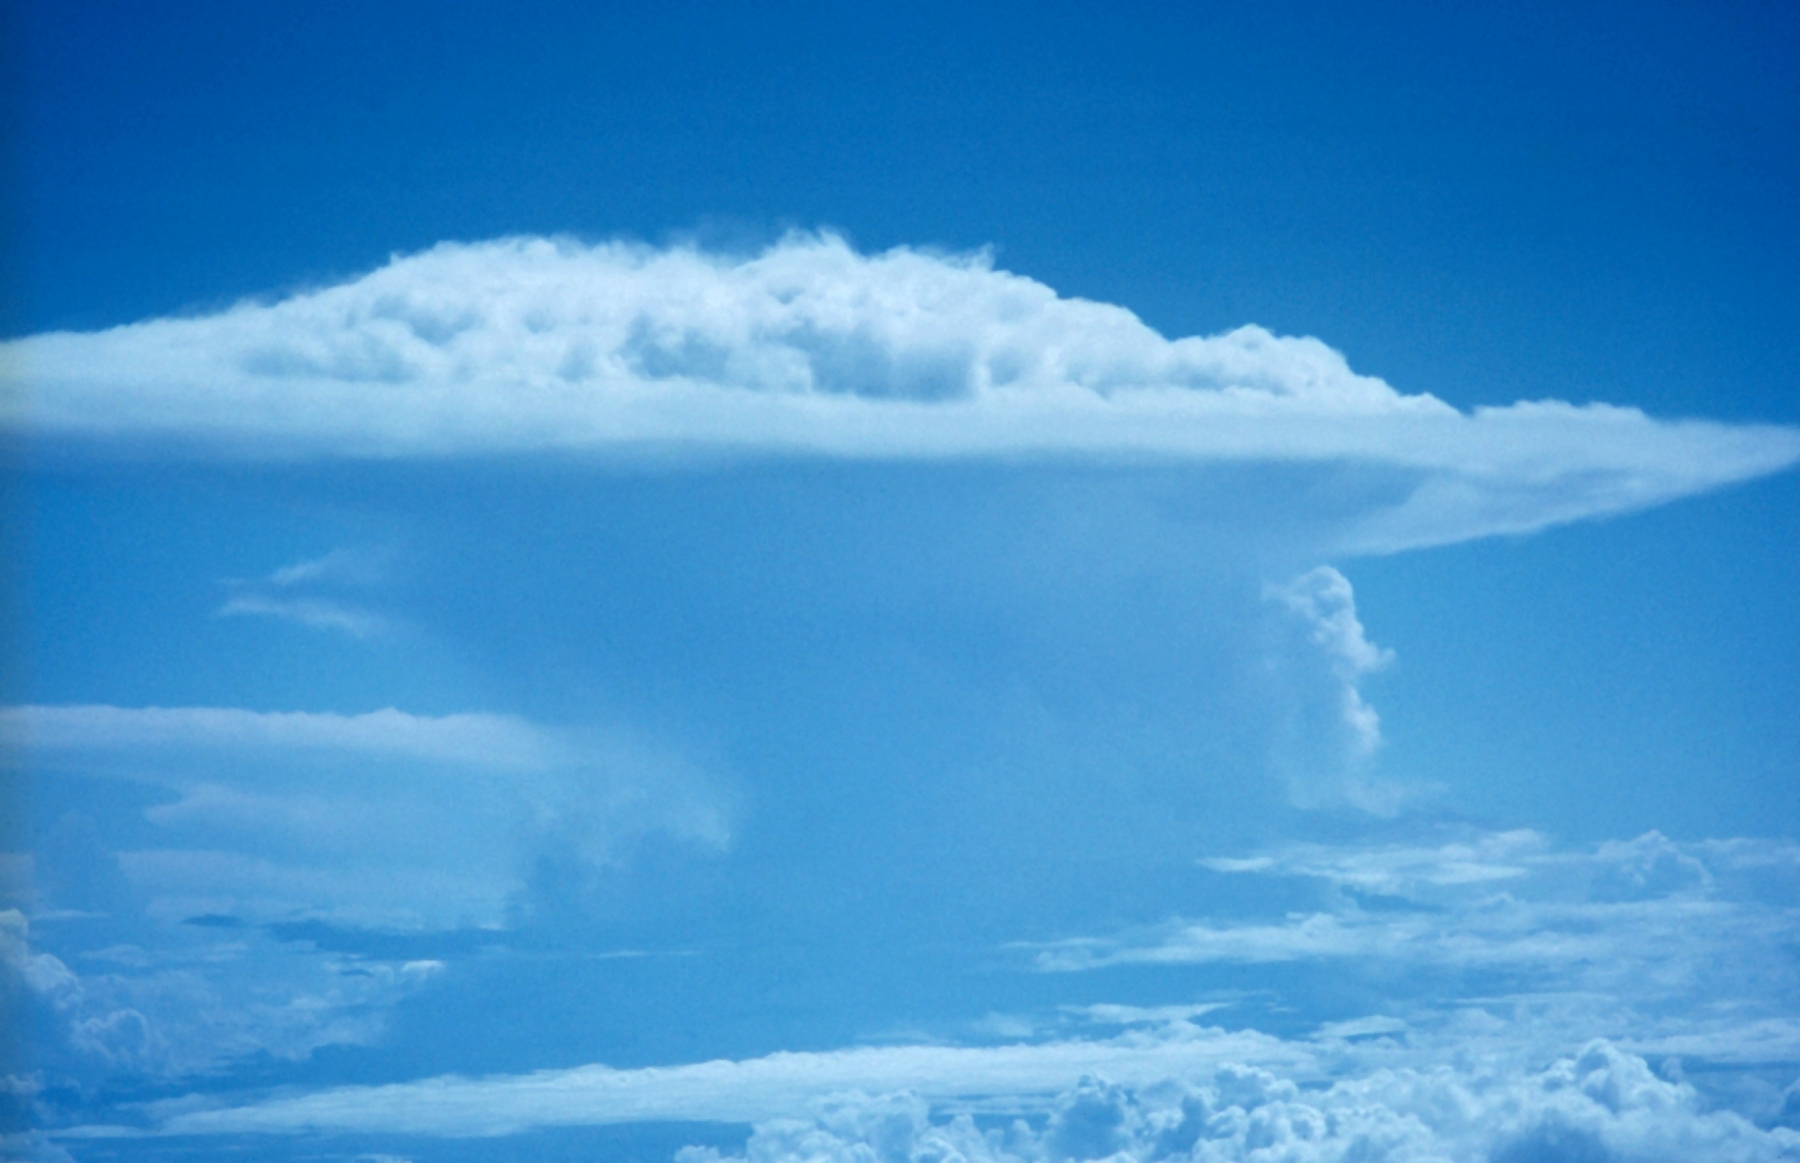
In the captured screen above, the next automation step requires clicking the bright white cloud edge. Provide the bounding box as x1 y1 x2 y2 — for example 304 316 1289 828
6 234 1797 552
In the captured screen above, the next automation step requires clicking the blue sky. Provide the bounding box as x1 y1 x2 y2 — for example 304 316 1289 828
4 3 1800 1161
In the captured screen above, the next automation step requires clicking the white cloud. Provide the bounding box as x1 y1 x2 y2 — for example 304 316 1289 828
1195 828 1545 896
7 234 1796 551
1 704 559 771
261 547 390 588
1263 566 1417 813
1270 567 1394 686
1198 828 1742 904
1068 1003 1235 1027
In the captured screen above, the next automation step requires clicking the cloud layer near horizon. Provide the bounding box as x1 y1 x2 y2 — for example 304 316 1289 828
102 1029 1800 1162
51 827 1799 1157
7 234 1797 551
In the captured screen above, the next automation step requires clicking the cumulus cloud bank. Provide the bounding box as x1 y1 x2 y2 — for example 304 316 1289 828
1033 831 1800 1071
678 1047 1800 1163
7 234 1797 550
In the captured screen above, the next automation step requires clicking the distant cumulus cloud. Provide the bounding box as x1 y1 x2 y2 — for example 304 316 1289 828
7 234 1797 551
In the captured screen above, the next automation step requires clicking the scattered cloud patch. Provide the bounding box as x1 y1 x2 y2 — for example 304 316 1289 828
1194 828 1545 895
8 234 1796 551
217 547 394 637
1032 830 1800 1077
1038 829 1789 978
215 593 389 636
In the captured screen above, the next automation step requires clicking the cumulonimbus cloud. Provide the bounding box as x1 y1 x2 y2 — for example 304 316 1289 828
6 234 1797 550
